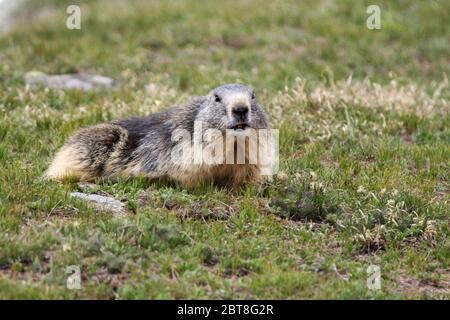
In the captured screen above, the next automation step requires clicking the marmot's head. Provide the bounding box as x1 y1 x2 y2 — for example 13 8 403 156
195 84 269 131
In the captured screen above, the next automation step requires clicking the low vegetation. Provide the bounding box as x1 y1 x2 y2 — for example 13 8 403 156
0 0 448 299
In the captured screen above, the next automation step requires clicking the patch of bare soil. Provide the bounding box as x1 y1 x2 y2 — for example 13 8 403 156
0 250 53 283
393 269 450 298
90 266 130 291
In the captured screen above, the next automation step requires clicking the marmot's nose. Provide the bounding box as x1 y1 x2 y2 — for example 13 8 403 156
232 106 249 122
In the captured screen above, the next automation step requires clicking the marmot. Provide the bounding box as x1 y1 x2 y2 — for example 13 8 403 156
45 84 275 187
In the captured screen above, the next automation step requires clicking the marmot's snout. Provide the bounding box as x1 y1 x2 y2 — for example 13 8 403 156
232 105 249 128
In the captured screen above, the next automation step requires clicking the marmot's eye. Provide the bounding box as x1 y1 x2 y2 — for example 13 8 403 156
251 93 256 100
214 94 221 103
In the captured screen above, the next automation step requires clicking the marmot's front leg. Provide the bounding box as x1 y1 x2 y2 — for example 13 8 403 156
45 124 130 181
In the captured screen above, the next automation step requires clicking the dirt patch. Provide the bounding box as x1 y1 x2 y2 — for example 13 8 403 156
0 250 53 283
90 266 130 290
223 266 252 278
392 270 450 298
178 200 238 221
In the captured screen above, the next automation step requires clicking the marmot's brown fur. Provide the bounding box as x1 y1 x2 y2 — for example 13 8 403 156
45 84 274 187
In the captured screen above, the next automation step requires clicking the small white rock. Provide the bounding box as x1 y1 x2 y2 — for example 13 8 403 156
70 192 126 216
25 71 116 91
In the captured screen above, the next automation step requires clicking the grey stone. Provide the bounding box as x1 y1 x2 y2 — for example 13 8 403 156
25 71 116 91
0 0 23 33
70 192 126 216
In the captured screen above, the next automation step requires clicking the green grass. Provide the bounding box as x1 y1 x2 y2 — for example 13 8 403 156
0 0 449 299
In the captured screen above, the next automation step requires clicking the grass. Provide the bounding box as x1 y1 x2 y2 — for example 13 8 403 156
0 0 449 299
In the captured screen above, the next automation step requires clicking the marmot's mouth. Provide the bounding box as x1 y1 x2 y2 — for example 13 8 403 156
232 123 249 131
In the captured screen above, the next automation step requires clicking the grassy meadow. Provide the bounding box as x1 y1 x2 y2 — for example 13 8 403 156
0 0 449 299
